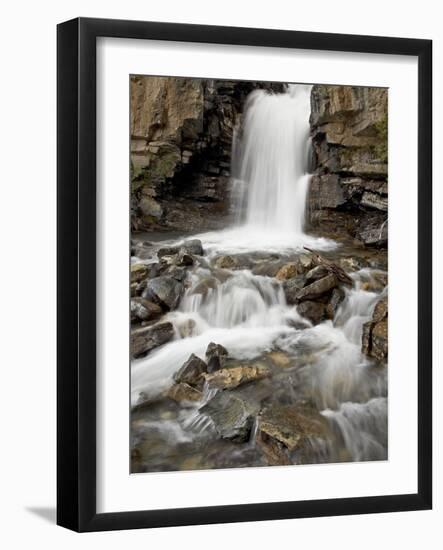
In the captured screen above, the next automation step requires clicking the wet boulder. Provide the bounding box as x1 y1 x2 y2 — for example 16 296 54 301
200 391 259 443
297 301 327 325
283 276 305 304
256 403 331 465
173 353 207 388
157 245 179 259
213 255 238 269
205 342 228 372
295 274 338 302
131 322 174 358
162 265 188 282
275 262 299 281
304 265 329 284
360 271 388 292
130 297 163 322
339 257 365 272
131 263 150 283
298 253 315 273
182 239 203 256
204 364 271 390
167 383 202 404
175 247 194 266
142 275 184 311
252 259 286 277
371 320 388 360
362 296 388 361
325 287 345 319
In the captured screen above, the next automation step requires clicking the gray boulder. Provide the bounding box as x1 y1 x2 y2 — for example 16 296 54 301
142 276 184 310
257 403 331 465
200 392 259 443
304 265 329 284
157 246 179 259
176 247 194 266
173 353 207 387
295 274 338 302
131 322 174 358
325 287 345 319
130 297 163 322
283 277 305 305
182 239 203 256
297 301 327 325
205 342 228 372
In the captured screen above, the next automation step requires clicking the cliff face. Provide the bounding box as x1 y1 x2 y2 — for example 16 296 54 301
131 76 283 232
308 86 388 246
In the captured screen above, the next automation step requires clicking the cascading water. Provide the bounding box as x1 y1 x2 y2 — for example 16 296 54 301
196 84 334 253
234 84 312 234
131 85 388 472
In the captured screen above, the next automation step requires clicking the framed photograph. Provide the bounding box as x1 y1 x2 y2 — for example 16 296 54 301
57 17 432 532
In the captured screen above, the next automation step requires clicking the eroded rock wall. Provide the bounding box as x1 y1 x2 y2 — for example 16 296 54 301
131 76 283 232
308 86 388 246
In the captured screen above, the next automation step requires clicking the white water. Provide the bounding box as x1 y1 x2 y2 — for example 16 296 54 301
193 84 335 254
131 268 303 400
236 84 312 233
131 85 388 467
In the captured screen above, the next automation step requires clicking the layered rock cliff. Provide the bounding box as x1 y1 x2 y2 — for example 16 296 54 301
308 85 388 246
131 76 283 232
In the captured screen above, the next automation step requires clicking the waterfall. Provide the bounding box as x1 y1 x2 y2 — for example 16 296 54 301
195 84 334 254
131 85 388 471
234 84 312 235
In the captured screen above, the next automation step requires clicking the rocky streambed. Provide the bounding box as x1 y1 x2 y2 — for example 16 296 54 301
130 235 388 473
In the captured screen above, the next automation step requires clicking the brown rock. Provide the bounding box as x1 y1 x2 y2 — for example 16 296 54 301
204 364 270 390
214 255 237 269
131 322 174 358
176 247 194 266
309 174 346 209
297 301 327 325
139 196 163 219
372 320 388 361
275 263 298 281
257 403 331 465
298 254 315 272
361 296 388 361
167 383 202 403
283 277 305 304
142 276 184 311
296 274 338 302
173 353 207 387
199 392 259 443
131 263 149 283
373 296 388 322
252 260 286 277
305 265 329 284
361 191 388 212
205 342 228 372
325 287 345 319
131 297 163 322
360 271 388 292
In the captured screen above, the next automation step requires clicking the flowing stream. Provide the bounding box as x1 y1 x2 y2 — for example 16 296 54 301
131 84 388 472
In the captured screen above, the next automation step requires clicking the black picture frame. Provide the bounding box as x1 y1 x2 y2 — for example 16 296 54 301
57 17 432 532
